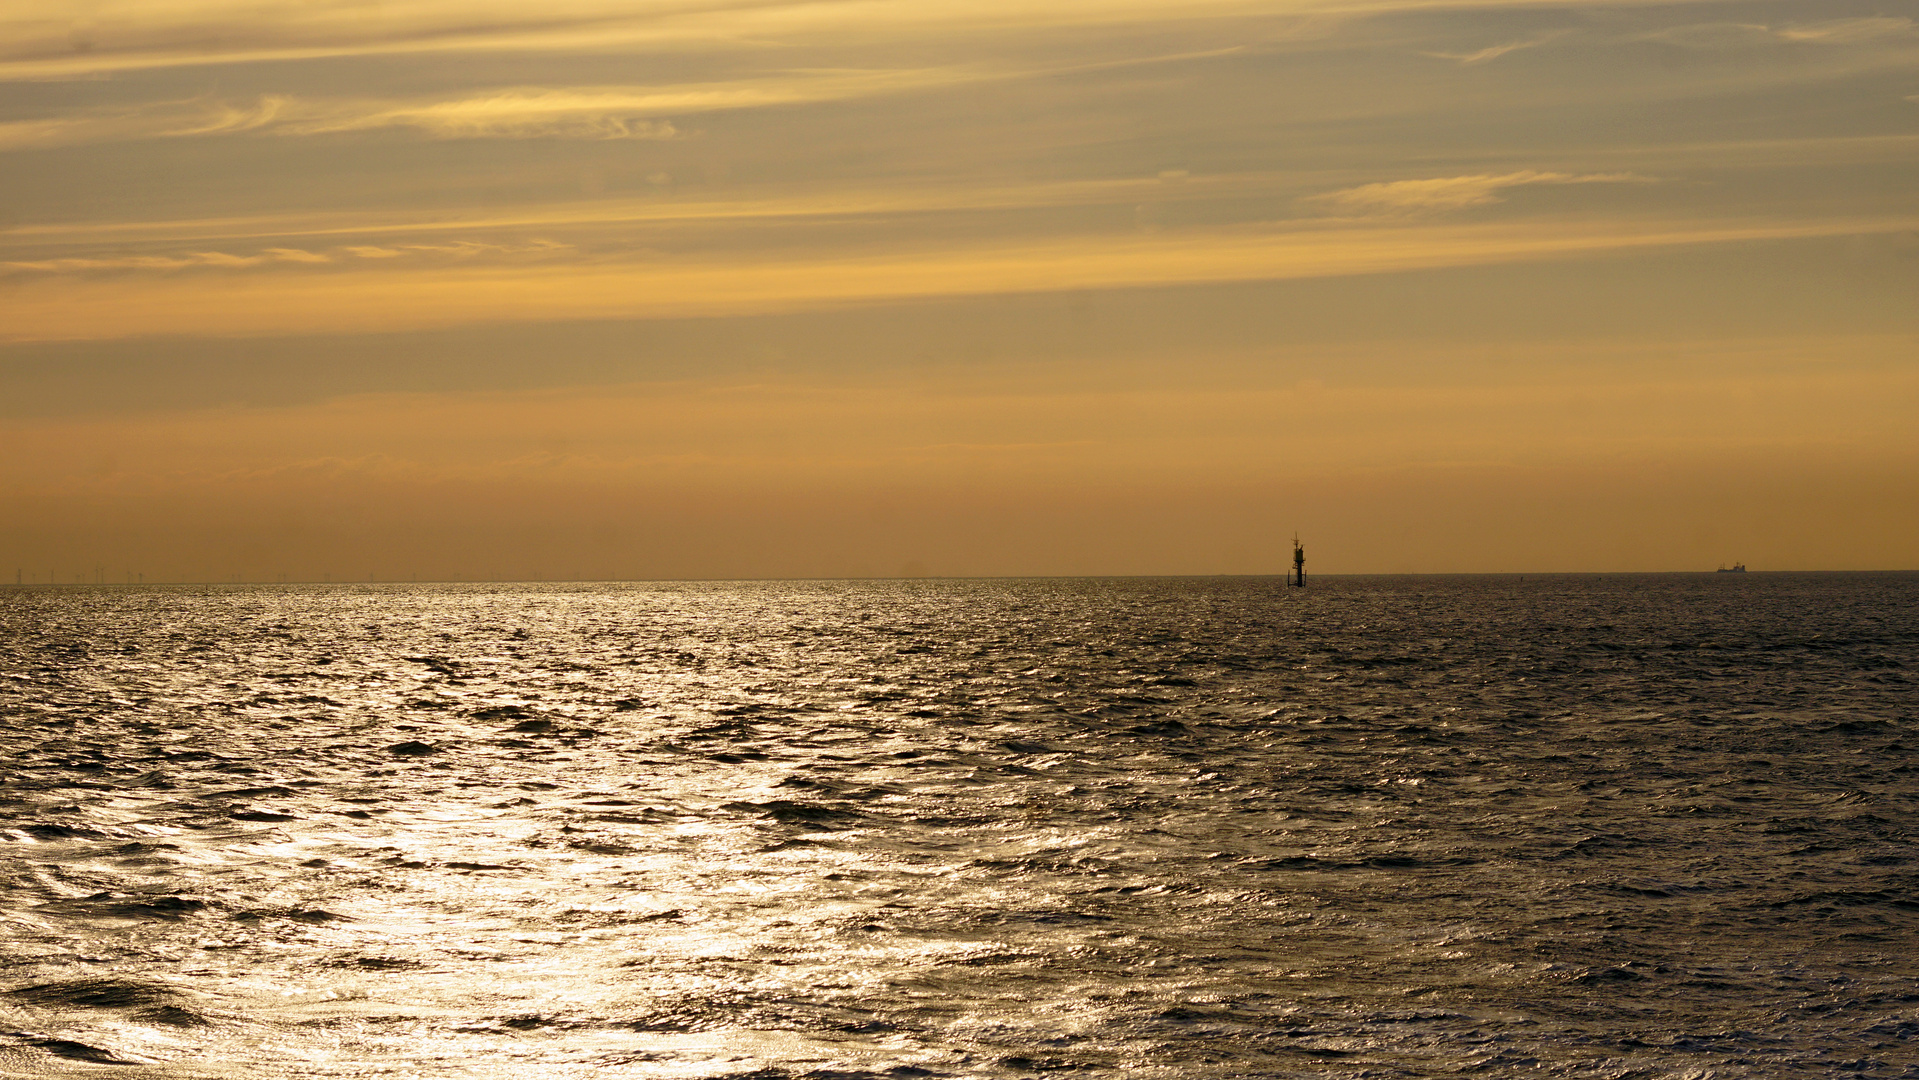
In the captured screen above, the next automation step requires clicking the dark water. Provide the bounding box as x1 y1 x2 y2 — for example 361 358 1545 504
1 574 1914 1079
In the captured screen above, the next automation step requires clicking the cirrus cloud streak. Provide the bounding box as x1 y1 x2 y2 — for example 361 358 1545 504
0 67 987 150
1306 171 1657 216
0 0 1759 79
6 213 1914 343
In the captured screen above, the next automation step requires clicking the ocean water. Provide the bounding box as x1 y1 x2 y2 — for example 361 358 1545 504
0 574 1914 1079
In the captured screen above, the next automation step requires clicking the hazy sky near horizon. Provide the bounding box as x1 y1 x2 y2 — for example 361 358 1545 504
3 0 1916 579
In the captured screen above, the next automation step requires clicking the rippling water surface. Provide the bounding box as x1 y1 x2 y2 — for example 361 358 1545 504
1 575 1914 1078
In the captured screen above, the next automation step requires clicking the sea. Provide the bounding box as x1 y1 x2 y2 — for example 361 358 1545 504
0 574 1914 1079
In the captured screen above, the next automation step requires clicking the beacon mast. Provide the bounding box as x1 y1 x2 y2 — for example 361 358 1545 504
1289 534 1306 587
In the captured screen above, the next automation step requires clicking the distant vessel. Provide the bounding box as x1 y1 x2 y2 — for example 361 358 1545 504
1716 563 1747 573
1289 534 1306 587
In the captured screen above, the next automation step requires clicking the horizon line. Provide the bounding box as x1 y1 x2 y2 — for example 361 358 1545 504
7 569 1917 588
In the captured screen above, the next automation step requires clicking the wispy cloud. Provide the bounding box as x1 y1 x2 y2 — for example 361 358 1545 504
1306 171 1654 216
298 95 680 140
0 0 1289 80
0 0 1757 80
8 213 1916 343
159 95 290 136
1421 31 1567 65
1643 17 1917 50
0 65 1007 149
2 248 330 273
1774 17 1916 45
2 239 565 275
1640 23 1784 49
286 70 981 138
0 95 297 150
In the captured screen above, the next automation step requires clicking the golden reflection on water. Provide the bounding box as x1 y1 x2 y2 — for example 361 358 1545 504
0 578 1915 1077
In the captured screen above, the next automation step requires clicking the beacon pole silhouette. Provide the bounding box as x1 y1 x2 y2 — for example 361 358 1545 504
1289 534 1306 588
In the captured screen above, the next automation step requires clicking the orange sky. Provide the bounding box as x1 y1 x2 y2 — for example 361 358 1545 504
3 0 1916 579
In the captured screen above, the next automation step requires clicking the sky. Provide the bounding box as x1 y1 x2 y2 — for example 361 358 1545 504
2 0 1916 581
